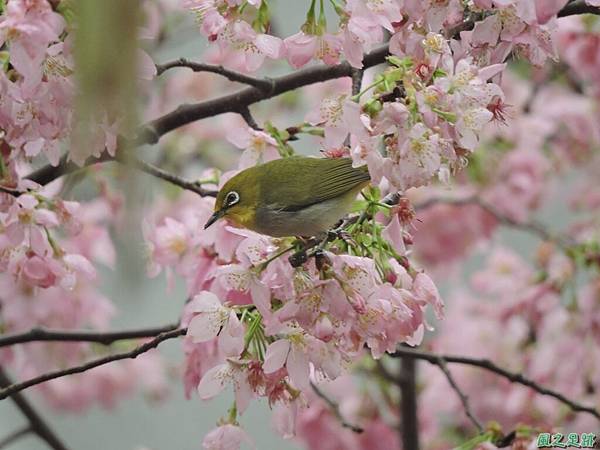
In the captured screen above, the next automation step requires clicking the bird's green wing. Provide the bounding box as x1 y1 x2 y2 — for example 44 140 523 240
259 157 370 211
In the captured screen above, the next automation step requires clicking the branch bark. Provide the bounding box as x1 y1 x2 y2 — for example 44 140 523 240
0 328 186 400
390 347 600 421
435 357 484 433
398 356 419 450
0 367 69 450
0 323 179 348
25 45 390 187
155 58 275 92
558 0 600 17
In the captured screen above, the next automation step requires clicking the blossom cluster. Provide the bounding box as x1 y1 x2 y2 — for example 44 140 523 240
183 0 568 72
143 186 443 439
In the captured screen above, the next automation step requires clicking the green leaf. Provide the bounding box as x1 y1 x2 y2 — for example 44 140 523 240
386 55 413 70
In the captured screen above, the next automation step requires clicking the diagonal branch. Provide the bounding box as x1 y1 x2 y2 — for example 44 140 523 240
130 157 218 197
0 323 179 348
0 328 186 401
155 58 275 92
25 45 390 187
311 382 364 433
23 0 600 189
0 426 32 449
434 356 484 433
0 367 70 450
415 195 575 251
390 347 600 421
24 152 216 197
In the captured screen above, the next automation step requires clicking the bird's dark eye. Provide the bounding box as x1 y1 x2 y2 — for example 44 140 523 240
224 191 240 207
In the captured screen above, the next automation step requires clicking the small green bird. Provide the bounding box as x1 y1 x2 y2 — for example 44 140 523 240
204 157 371 237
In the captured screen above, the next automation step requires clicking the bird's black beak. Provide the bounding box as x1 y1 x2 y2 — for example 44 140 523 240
204 210 225 230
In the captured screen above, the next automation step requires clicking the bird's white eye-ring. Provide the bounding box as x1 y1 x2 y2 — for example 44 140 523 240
224 191 240 207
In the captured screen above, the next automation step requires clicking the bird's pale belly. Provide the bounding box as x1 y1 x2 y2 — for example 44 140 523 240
254 191 358 237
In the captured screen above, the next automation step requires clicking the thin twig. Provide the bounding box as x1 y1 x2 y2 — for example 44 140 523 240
415 195 575 251
0 328 186 400
155 58 275 92
238 106 261 130
0 368 70 450
130 157 217 197
0 426 32 449
311 382 364 433
435 356 484 433
0 323 179 348
390 347 600 421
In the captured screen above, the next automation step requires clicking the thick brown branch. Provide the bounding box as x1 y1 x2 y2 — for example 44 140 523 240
0 367 69 450
26 45 390 187
390 347 600 421
140 44 390 145
0 323 179 348
0 328 186 400
311 382 364 433
155 58 275 92
558 0 600 17
398 356 419 450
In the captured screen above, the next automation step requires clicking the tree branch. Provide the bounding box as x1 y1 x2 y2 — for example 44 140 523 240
26 45 391 187
390 347 600 421
0 328 186 400
311 382 364 433
155 58 275 92
0 367 69 450
0 426 31 449
558 0 600 17
238 106 261 130
435 356 484 433
0 323 179 348
398 356 419 450
130 157 217 197
415 195 575 251
23 0 600 189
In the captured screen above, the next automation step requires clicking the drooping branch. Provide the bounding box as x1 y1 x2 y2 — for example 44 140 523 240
238 106 261 130
311 382 364 434
390 347 600 421
0 323 179 348
434 357 484 433
0 328 186 400
24 152 216 197
130 157 218 197
155 58 275 92
0 367 70 450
